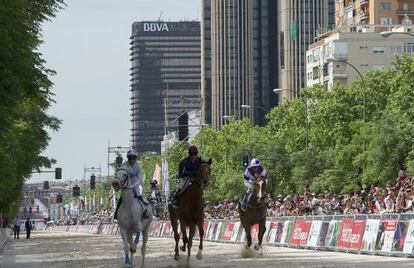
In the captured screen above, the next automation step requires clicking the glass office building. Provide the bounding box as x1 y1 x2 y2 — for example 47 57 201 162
130 21 201 154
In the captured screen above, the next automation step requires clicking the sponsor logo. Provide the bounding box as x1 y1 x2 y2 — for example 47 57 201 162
143 22 169 32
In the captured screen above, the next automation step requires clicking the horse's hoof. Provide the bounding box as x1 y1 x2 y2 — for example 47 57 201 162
180 246 186 252
254 244 261 251
244 244 250 250
174 254 180 261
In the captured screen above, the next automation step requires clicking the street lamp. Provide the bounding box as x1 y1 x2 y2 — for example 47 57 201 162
273 88 309 148
326 58 366 122
222 115 232 172
380 31 414 38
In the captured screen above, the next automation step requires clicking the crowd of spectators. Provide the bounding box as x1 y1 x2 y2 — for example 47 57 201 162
53 209 113 226
55 170 414 224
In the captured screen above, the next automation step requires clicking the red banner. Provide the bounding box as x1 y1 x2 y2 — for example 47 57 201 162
337 219 366 249
221 222 235 241
350 220 366 249
163 222 172 237
151 222 162 237
289 220 312 245
338 219 353 248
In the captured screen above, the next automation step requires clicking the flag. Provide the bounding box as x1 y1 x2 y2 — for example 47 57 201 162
162 157 170 202
152 164 161 185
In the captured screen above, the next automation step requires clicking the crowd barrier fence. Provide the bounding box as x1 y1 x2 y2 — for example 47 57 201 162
0 228 11 253
46 213 414 258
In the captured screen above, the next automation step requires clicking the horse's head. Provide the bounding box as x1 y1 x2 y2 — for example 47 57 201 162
196 158 212 189
252 177 267 201
112 168 129 192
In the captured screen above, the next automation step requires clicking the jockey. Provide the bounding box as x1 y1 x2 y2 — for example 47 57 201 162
239 158 267 212
171 145 202 209
114 149 149 220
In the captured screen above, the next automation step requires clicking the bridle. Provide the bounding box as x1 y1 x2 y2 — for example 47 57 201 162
114 167 138 191
193 163 211 190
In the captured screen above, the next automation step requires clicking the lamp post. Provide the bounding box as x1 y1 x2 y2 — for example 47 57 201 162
223 115 232 172
326 58 366 122
273 88 309 148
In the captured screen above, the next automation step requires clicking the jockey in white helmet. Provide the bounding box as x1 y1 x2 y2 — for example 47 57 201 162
114 148 149 219
239 158 267 212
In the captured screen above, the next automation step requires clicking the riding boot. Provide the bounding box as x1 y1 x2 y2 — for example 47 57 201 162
137 195 149 219
114 197 122 220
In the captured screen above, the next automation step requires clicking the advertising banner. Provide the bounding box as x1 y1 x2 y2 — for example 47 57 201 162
231 221 241 242
280 220 294 245
208 221 217 240
214 222 224 241
266 221 281 243
263 220 271 242
393 220 410 252
361 219 380 251
162 222 172 237
324 220 342 247
221 222 235 241
307 220 322 247
350 220 366 249
338 218 353 248
317 221 330 247
251 224 260 242
379 219 397 252
403 219 414 254
289 220 312 245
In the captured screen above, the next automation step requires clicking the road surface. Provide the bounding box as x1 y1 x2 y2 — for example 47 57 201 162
1 231 413 267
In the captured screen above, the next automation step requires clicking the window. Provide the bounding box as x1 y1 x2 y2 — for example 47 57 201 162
373 47 385 54
380 2 392 10
405 43 414 54
380 17 392 25
390 46 402 54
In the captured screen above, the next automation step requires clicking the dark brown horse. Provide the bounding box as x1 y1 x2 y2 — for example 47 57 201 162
238 177 267 255
168 159 212 262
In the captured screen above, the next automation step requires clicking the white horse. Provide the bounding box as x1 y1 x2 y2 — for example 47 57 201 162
112 167 153 267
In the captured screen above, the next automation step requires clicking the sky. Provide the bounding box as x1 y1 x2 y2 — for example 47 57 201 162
29 0 200 183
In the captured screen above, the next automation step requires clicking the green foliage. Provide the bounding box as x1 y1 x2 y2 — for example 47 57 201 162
0 0 64 218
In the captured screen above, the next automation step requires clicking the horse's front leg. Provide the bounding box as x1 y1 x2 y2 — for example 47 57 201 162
187 223 196 261
244 225 253 248
196 221 204 260
179 220 188 252
256 219 266 256
141 226 149 268
120 229 131 266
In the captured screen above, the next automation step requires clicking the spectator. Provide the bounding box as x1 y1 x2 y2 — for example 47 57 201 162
25 218 32 239
13 216 20 240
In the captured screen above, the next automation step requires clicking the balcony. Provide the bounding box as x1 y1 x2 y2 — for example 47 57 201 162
396 9 414 16
345 4 354 12
359 11 369 20
360 0 368 6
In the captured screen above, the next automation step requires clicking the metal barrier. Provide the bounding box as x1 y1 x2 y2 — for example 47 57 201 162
46 213 414 258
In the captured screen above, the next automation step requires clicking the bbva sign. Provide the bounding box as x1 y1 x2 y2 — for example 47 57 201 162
143 22 169 32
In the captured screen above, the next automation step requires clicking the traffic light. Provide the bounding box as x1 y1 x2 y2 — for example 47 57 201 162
43 180 49 190
115 155 123 167
90 174 96 189
178 112 189 141
55 168 62 180
57 193 63 203
242 154 249 168
72 185 80 197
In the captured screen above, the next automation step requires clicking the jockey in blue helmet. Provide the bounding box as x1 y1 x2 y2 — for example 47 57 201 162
170 145 202 209
239 158 267 212
114 148 149 220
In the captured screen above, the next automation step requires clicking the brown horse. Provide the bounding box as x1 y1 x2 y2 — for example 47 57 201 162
168 159 212 262
238 178 267 255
